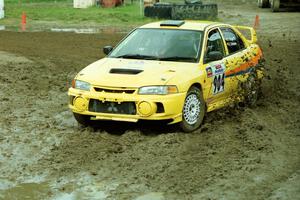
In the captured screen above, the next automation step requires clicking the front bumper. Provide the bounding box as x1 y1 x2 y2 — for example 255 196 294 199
68 87 186 124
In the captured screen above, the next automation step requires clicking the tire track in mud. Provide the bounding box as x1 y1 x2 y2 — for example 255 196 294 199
0 53 69 188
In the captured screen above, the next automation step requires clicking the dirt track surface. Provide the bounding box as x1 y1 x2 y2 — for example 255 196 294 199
0 2 300 200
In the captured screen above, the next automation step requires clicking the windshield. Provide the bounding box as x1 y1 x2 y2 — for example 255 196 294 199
109 28 203 63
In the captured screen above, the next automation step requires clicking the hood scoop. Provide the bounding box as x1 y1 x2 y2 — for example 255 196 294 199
109 68 143 75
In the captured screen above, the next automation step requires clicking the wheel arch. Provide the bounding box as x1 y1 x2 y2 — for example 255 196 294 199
190 82 203 91
189 82 208 106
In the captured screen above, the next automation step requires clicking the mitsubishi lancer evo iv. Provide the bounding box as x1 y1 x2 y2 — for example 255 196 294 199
68 20 264 132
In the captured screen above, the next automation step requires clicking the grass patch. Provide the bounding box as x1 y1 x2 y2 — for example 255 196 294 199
0 0 155 28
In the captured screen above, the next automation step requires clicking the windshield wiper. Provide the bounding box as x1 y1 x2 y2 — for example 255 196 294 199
158 56 197 62
115 54 158 60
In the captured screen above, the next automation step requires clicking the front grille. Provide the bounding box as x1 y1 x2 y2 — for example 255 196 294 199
94 87 135 94
89 99 136 115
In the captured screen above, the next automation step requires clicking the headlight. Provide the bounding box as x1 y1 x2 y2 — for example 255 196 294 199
73 80 91 91
138 86 178 95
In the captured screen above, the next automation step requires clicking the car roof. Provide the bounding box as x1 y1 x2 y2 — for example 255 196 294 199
139 20 221 31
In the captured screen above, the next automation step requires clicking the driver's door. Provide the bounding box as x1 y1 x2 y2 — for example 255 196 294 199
203 28 228 107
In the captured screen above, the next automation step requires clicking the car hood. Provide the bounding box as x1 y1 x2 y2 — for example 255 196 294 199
76 58 199 88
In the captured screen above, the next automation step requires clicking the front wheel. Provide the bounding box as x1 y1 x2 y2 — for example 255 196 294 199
180 86 206 132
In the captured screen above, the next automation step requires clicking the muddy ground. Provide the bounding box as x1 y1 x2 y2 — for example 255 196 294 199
0 2 300 200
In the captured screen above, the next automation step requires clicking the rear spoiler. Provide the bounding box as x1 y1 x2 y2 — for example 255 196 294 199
233 26 258 44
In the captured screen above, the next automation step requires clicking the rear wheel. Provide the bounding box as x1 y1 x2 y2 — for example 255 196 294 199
180 86 206 132
73 113 91 126
258 0 270 8
271 0 280 12
244 74 261 107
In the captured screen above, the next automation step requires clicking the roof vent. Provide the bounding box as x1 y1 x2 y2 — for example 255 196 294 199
160 20 185 27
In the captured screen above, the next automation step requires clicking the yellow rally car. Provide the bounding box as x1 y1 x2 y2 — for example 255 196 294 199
68 20 264 132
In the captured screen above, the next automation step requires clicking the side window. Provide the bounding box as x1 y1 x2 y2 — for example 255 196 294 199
204 29 225 63
220 27 245 54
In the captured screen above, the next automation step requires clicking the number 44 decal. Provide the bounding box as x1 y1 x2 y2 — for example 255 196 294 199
213 74 225 94
206 63 226 95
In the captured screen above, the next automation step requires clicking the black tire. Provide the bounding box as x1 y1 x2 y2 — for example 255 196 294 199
185 0 202 5
271 0 280 12
257 0 270 8
171 4 218 20
144 6 156 18
180 86 206 132
144 7 151 17
73 113 91 126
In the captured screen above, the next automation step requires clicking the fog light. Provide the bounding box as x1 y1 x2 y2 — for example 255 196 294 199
138 101 157 117
73 97 88 112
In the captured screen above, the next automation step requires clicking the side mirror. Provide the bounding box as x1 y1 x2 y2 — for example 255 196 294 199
103 46 113 55
206 51 223 62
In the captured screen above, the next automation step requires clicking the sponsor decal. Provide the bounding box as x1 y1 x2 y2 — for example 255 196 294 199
206 63 226 95
215 64 222 69
206 67 213 78
123 61 145 70
213 74 225 94
215 68 224 75
206 63 225 77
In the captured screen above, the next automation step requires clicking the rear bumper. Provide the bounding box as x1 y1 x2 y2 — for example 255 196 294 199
68 88 186 124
